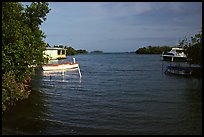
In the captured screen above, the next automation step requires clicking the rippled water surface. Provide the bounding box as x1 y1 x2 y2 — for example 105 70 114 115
2 53 202 135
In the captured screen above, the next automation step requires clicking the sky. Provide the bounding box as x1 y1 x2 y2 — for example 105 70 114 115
23 2 202 52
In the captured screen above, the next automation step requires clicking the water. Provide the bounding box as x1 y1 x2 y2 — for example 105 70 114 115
2 53 202 135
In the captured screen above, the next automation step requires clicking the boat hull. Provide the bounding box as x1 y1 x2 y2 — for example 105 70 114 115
162 55 187 62
42 62 79 71
165 65 193 76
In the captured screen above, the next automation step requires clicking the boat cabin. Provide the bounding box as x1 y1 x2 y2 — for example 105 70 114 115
43 47 66 60
161 47 187 62
170 48 186 56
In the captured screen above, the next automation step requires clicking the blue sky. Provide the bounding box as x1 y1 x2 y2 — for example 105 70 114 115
23 2 202 52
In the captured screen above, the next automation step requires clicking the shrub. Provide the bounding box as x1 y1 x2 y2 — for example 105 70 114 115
2 71 30 112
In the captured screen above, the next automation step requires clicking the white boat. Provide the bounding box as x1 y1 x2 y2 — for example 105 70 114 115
161 47 187 62
42 62 79 71
42 57 82 78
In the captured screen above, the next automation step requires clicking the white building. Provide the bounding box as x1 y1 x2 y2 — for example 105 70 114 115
43 47 66 60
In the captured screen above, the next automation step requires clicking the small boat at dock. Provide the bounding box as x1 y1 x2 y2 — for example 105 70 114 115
42 62 79 71
42 57 82 78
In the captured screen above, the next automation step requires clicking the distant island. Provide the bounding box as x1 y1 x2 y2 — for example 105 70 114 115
90 50 103 54
135 46 172 54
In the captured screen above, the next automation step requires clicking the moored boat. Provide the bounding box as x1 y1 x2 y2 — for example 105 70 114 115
42 62 79 71
161 47 187 62
165 65 193 76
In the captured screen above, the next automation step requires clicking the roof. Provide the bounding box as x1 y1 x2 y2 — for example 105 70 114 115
45 47 66 50
171 47 185 51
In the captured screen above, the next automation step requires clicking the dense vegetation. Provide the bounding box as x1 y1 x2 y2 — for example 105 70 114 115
53 45 88 55
2 2 50 112
135 46 172 54
184 29 202 66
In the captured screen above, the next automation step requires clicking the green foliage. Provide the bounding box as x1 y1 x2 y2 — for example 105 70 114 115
25 2 50 29
2 2 50 112
184 29 202 66
65 46 77 55
66 47 88 55
2 71 30 112
2 2 50 82
135 46 172 54
54 45 88 55
76 49 88 54
186 43 202 65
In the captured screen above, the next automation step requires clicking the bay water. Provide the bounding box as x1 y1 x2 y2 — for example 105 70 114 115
2 53 202 135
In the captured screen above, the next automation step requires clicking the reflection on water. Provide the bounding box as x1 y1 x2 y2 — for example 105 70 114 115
2 86 50 134
2 68 82 135
41 69 82 83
